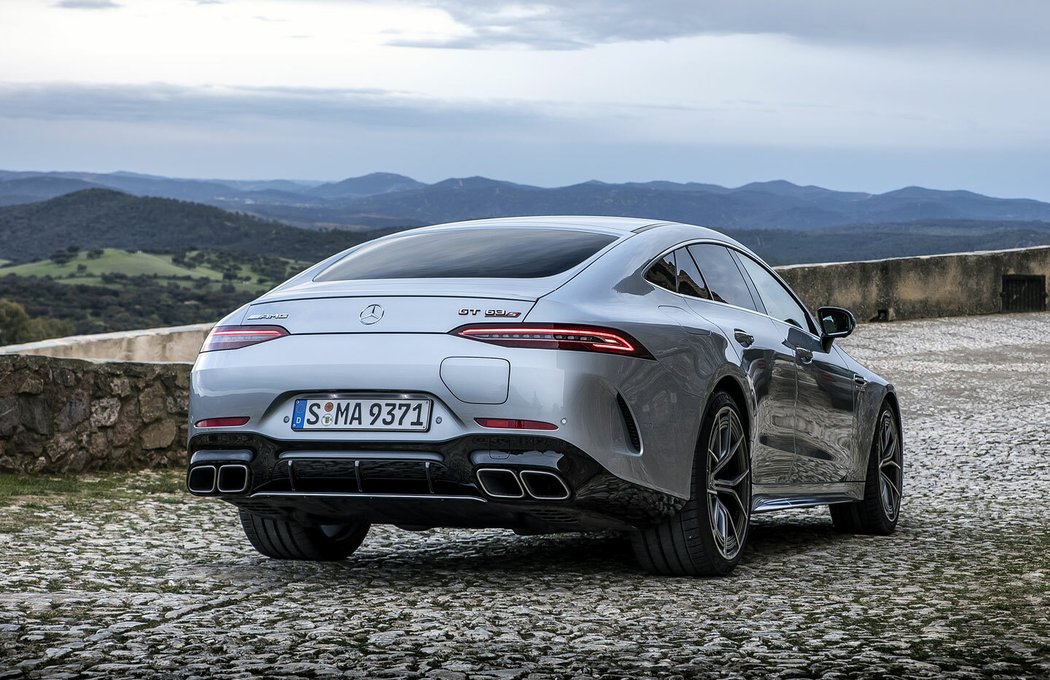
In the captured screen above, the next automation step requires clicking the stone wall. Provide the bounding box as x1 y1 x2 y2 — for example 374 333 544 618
0 354 190 474
778 246 1050 322
0 322 213 363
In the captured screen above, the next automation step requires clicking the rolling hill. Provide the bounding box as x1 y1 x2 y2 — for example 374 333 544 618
0 189 376 264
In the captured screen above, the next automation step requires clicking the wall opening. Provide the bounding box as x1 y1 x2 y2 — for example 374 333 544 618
1001 275 1047 313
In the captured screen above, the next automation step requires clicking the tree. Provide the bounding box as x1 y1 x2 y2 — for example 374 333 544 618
0 299 75 345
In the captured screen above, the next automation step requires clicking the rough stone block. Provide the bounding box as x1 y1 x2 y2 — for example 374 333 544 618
0 396 19 437
138 384 168 424
0 370 44 395
56 390 91 432
19 396 53 436
141 420 177 450
90 398 121 428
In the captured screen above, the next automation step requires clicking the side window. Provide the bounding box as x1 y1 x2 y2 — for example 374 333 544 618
675 247 709 299
645 251 677 292
688 244 758 311
736 254 814 333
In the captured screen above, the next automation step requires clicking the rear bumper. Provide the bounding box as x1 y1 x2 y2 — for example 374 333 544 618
186 432 685 532
190 332 696 499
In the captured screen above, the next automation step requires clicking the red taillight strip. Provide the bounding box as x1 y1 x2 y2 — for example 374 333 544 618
201 325 289 352
475 418 558 431
453 324 653 359
195 417 250 428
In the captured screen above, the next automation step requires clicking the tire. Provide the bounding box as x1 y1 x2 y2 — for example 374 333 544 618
632 390 752 576
830 402 902 535
239 509 370 561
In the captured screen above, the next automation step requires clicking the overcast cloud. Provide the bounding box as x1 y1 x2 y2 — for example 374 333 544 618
0 83 545 129
52 0 120 9
1 0 1048 199
389 0 1050 52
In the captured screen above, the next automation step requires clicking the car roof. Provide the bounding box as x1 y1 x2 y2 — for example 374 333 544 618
415 215 725 238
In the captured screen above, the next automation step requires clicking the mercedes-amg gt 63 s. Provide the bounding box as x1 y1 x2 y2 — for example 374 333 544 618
186 216 902 576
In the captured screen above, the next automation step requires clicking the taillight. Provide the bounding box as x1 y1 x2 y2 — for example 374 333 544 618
452 324 653 359
475 418 558 431
201 325 289 352
195 416 250 428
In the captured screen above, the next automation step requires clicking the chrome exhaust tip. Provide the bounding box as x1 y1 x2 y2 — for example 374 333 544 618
216 464 250 494
187 465 217 494
475 468 525 499
519 470 571 501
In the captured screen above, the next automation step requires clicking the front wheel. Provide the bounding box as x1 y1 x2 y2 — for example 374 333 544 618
830 403 903 534
632 391 752 576
239 509 370 561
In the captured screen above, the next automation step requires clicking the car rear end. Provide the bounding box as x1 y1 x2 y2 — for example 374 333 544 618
186 222 680 533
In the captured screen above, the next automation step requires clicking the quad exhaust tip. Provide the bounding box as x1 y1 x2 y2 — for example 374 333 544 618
217 464 250 494
187 464 250 495
475 468 571 501
519 470 571 501
187 465 216 494
475 468 525 499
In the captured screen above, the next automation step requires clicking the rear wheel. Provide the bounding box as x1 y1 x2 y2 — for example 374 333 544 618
239 509 370 560
632 391 752 576
830 403 902 534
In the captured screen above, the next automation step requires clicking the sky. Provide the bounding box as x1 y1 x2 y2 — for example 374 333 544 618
1 0 1049 199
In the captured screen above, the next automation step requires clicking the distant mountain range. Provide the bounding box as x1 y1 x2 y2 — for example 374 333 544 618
4 169 1050 233
2 188 1049 267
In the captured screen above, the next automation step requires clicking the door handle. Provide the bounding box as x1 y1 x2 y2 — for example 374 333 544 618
796 348 813 365
733 329 754 347
853 374 868 386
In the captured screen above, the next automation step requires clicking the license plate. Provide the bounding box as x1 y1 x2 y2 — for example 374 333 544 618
291 398 432 432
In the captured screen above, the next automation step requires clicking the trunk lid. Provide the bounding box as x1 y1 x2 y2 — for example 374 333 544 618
240 279 544 334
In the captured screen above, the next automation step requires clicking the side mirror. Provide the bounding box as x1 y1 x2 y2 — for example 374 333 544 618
817 306 856 351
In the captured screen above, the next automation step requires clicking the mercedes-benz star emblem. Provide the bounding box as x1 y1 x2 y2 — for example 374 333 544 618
359 304 384 325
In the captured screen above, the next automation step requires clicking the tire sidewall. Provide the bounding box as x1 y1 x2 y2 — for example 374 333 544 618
692 391 752 574
866 404 902 533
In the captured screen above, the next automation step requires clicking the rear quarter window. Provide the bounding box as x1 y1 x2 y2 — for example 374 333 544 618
315 228 617 281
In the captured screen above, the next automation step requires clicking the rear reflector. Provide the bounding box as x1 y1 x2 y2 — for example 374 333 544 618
475 418 558 431
453 324 653 359
195 417 250 428
201 325 289 352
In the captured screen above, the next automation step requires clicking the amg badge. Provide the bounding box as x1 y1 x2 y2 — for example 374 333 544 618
458 309 522 318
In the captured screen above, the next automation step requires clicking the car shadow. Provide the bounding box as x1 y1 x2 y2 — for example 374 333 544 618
192 513 901 587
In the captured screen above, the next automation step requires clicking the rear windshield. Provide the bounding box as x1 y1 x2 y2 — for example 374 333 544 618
315 228 616 281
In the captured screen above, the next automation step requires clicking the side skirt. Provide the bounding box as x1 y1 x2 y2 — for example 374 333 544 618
751 482 865 514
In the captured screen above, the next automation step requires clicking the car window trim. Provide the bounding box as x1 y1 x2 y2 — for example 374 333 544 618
704 244 764 315
675 246 713 301
642 238 821 339
730 249 820 338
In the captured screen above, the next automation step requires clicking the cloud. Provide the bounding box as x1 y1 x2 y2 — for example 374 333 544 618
383 0 1050 52
0 82 548 130
53 0 120 8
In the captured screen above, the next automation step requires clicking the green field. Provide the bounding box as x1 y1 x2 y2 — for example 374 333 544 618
0 248 315 339
2 249 225 279
0 248 310 294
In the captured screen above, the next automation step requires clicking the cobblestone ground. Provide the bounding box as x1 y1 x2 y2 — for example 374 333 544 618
1 312 1048 679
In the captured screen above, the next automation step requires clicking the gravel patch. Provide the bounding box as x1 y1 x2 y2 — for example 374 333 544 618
1 312 1048 678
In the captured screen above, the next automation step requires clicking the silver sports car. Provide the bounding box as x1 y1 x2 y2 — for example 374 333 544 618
187 216 902 576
